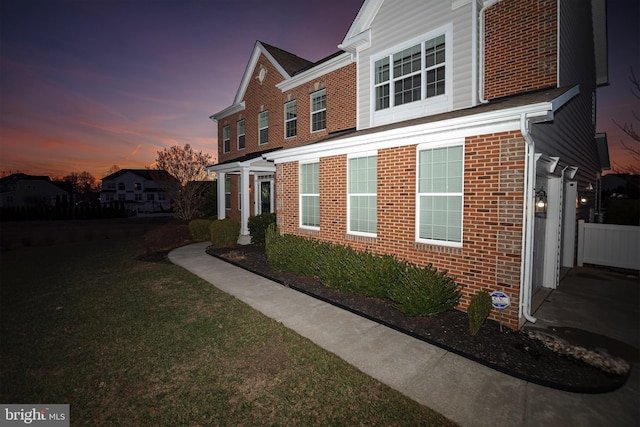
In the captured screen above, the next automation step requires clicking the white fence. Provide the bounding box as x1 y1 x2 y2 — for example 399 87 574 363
577 220 640 270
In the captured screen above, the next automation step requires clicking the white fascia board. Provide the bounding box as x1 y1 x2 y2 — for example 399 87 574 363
277 52 354 92
232 41 292 106
265 101 558 164
549 85 580 117
338 29 372 55
211 101 246 121
451 0 472 10
206 158 275 174
342 0 383 42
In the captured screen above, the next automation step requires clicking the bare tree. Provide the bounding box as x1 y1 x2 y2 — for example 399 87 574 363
107 164 121 175
63 171 99 194
154 144 213 220
613 67 640 174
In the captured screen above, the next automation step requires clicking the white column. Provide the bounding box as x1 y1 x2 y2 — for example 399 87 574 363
240 167 250 236
217 172 226 220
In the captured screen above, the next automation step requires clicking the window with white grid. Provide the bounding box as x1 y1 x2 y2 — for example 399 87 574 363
348 154 377 235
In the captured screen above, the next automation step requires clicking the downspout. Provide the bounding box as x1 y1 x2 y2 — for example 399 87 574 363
471 0 478 106
519 114 537 324
478 0 500 104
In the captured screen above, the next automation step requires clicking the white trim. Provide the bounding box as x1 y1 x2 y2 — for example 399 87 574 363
370 25 453 127
310 89 327 133
347 152 378 237
414 140 465 247
277 53 354 92
341 0 383 49
299 159 321 230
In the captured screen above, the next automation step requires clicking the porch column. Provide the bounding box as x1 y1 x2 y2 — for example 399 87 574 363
217 171 226 220
240 167 250 237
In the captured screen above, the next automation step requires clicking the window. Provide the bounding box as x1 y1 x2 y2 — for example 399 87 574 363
225 175 231 209
310 89 326 132
223 125 230 153
299 162 319 228
348 154 377 235
285 100 297 138
147 193 155 201
258 111 269 144
374 33 446 111
417 144 463 245
238 175 242 211
135 194 142 201
134 182 142 191
118 182 125 191
237 120 245 150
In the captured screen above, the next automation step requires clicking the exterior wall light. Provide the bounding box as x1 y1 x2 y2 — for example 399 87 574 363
580 195 588 205
535 187 547 216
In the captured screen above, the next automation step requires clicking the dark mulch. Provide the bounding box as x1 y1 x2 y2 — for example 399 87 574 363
206 244 630 393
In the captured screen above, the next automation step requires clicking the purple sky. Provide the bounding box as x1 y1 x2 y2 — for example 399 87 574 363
0 0 637 179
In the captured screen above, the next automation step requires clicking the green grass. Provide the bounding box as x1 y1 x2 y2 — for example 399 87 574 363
0 237 457 426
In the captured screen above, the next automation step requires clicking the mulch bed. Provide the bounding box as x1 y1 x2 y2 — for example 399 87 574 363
205 244 630 393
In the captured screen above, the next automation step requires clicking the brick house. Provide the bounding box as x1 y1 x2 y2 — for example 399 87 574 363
207 0 609 329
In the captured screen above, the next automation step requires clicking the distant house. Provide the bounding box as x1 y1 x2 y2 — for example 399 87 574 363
0 173 72 207
207 0 609 329
100 169 173 215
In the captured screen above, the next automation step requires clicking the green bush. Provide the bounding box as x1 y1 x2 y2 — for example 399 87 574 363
265 225 460 316
388 263 461 317
210 218 240 248
468 291 492 335
188 218 213 240
248 213 276 245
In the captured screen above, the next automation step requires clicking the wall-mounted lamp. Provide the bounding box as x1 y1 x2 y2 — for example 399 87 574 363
535 187 547 216
580 195 588 205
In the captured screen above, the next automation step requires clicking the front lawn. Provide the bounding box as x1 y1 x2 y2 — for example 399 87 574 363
0 236 456 426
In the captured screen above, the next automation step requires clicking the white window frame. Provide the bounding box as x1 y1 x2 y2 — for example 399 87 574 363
310 89 326 133
222 125 230 153
284 100 297 139
237 119 245 150
415 140 464 247
225 175 231 210
299 160 320 230
347 151 378 237
238 175 242 211
371 25 452 126
258 111 268 145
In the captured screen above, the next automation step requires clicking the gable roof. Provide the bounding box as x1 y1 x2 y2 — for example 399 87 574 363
101 169 172 182
339 0 381 53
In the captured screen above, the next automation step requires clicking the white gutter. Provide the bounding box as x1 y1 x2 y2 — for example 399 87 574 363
519 113 537 324
478 0 500 104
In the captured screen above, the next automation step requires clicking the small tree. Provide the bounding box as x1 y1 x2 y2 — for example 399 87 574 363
154 144 213 220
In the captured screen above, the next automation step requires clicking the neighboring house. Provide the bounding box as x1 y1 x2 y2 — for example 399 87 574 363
0 173 72 207
207 0 609 329
100 169 173 215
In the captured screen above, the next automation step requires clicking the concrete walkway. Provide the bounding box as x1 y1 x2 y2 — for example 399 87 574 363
169 242 640 427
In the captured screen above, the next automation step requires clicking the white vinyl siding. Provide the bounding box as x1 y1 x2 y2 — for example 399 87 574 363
299 161 320 228
258 111 269 145
417 143 463 246
348 154 377 235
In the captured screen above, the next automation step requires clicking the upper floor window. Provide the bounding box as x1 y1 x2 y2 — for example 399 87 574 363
134 182 142 191
105 182 115 190
374 32 447 112
299 161 319 229
258 111 269 145
348 153 377 236
223 125 230 153
311 89 326 132
237 120 245 150
416 143 463 246
118 182 125 191
285 100 297 138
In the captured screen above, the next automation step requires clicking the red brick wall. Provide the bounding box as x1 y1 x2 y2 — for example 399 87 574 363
484 0 557 99
217 57 356 163
276 131 526 329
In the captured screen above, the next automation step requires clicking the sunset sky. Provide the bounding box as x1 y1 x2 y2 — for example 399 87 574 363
1 0 638 179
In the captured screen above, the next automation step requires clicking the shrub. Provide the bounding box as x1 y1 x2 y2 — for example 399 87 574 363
188 218 213 241
468 291 492 335
210 218 240 248
248 213 276 245
265 225 460 315
388 263 461 317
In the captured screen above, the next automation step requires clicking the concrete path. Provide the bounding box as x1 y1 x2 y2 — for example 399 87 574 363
169 242 640 427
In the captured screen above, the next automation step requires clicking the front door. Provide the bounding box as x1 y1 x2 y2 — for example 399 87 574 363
260 181 272 214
